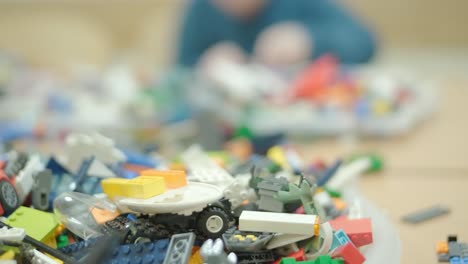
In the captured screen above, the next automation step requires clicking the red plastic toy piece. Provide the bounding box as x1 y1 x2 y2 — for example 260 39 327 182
331 242 365 264
290 54 339 101
273 249 306 264
329 218 373 247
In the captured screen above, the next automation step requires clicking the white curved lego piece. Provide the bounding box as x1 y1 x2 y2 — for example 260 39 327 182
118 182 223 215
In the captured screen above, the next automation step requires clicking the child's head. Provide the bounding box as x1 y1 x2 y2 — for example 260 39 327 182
212 0 267 19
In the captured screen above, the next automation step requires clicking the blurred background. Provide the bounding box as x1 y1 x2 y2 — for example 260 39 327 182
0 0 467 77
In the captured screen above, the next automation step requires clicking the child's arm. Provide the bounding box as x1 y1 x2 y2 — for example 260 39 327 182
300 0 377 64
177 0 218 67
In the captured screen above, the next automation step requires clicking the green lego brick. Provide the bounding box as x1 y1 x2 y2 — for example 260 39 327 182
5 206 58 241
279 255 344 264
57 235 69 249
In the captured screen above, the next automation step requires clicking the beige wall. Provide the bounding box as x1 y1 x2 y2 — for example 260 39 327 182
0 0 467 71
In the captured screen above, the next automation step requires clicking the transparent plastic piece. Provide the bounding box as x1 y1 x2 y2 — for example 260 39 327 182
343 182 401 264
53 192 118 240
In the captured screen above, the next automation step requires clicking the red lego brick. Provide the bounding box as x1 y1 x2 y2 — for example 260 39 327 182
273 249 305 264
329 218 373 247
331 242 365 264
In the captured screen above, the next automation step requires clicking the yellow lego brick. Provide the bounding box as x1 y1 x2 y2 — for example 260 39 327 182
140 169 187 189
101 176 166 199
46 253 64 264
101 178 129 199
267 146 289 169
43 234 57 248
0 250 15 260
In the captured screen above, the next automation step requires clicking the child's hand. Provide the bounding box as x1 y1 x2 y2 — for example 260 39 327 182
197 41 247 73
254 21 313 67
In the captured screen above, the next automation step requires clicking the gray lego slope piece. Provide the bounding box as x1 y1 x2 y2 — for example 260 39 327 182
163 232 195 264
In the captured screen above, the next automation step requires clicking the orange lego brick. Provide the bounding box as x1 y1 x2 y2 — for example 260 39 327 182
140 169 187 189
189 248 203 264
436 241 449 254
91 207 120 224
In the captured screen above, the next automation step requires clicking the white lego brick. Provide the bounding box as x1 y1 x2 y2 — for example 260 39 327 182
87 160 115 178
32 250 60 264
239 211 318 235
181 145 233 188
0 227 26 242
326 157 371 190
65 132 125 172
15 155 44 203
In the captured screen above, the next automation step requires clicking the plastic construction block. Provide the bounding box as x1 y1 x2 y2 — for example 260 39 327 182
331 242 365 264
91 207 120 225
437 241 449 254
101 176 166 199
449 257 468 264
239 211 319 236
401 205 450 224
273 249 305 264
236 251 275 264
5 206 58 243
329 218 372 248
279 255 344 264
140 169 187 189
106 239 170 264
163 232 195 264
0 226 26 242
59 238 99 260
331 230 352 250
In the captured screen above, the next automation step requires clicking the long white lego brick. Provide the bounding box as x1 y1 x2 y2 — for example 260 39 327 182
181 145 233 188
326 157 371 190
239 211 318 235
15 155 44 203
0 227 26 242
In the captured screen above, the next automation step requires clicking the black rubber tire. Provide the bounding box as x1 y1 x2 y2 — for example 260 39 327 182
196 207 229 238
0 180 19 215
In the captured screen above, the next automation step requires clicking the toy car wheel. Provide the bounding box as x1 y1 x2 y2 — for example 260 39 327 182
197 207 229 238
0 181 19 214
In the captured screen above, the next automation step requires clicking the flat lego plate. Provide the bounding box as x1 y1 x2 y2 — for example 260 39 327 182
118 182 223 215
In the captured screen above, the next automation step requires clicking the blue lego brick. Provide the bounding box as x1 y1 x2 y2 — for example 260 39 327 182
122 150 158 168
317 159 342 186
46 157 71 176
59 238 99 259
107 239 170 264
451 257 462 264
331 229 352 250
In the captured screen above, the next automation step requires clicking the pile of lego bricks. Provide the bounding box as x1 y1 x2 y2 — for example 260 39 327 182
0 132 383 264
436 235 468 263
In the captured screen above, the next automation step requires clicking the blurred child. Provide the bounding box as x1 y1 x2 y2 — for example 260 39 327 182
177 0 376 68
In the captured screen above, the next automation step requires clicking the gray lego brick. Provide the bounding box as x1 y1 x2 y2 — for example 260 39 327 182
401 205 450 224
163 232 195 264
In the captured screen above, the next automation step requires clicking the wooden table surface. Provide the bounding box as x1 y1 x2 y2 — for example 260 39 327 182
297 81 468 264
